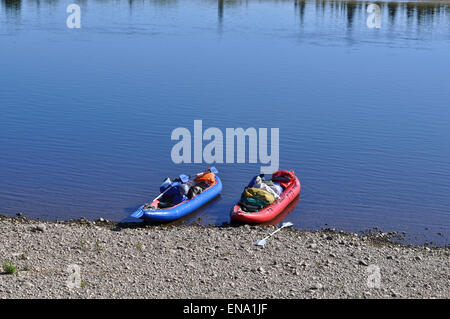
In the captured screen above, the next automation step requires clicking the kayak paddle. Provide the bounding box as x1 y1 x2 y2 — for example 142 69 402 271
254 222 294 247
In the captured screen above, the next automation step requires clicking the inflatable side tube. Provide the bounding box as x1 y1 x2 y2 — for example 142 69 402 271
141 176 222 222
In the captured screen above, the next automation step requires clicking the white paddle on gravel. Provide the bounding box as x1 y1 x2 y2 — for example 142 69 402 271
254 222 294 247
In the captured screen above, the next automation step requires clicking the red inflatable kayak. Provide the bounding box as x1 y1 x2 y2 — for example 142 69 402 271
230 170 301 224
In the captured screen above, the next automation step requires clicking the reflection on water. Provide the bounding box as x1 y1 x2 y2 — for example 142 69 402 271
218 0 224 24
2 0 21 15
295 0 307 25
0 0 446 42
3 0 443 36
2 0 449 27
215 1 450 29
295 0 449 30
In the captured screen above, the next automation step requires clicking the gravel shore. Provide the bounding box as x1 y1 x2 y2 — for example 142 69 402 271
0 216 448 299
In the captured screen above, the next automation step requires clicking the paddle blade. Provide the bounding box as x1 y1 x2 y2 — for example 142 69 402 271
129 208 144 219
254 239 266 247
209 166 218 174
281 221 294 228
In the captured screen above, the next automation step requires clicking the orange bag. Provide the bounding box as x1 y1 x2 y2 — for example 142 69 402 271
194 172 216 185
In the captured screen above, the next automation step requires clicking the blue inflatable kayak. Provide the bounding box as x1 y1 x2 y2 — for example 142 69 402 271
130 176 222 222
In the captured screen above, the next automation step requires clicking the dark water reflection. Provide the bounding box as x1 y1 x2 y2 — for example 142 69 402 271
2 1 449 24
2 0 21 15
1 1 449 34
1 1 449 245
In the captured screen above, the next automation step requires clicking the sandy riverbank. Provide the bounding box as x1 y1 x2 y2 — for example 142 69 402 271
0 215 448 299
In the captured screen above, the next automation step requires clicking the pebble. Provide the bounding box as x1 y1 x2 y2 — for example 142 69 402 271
311 283 323 290
23 281 34 288
358 260 369 266
35 224 46 232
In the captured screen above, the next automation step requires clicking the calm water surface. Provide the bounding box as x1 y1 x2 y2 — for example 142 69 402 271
1 0 449 245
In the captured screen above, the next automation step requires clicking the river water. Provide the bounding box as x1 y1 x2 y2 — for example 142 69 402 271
1 0 449 245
